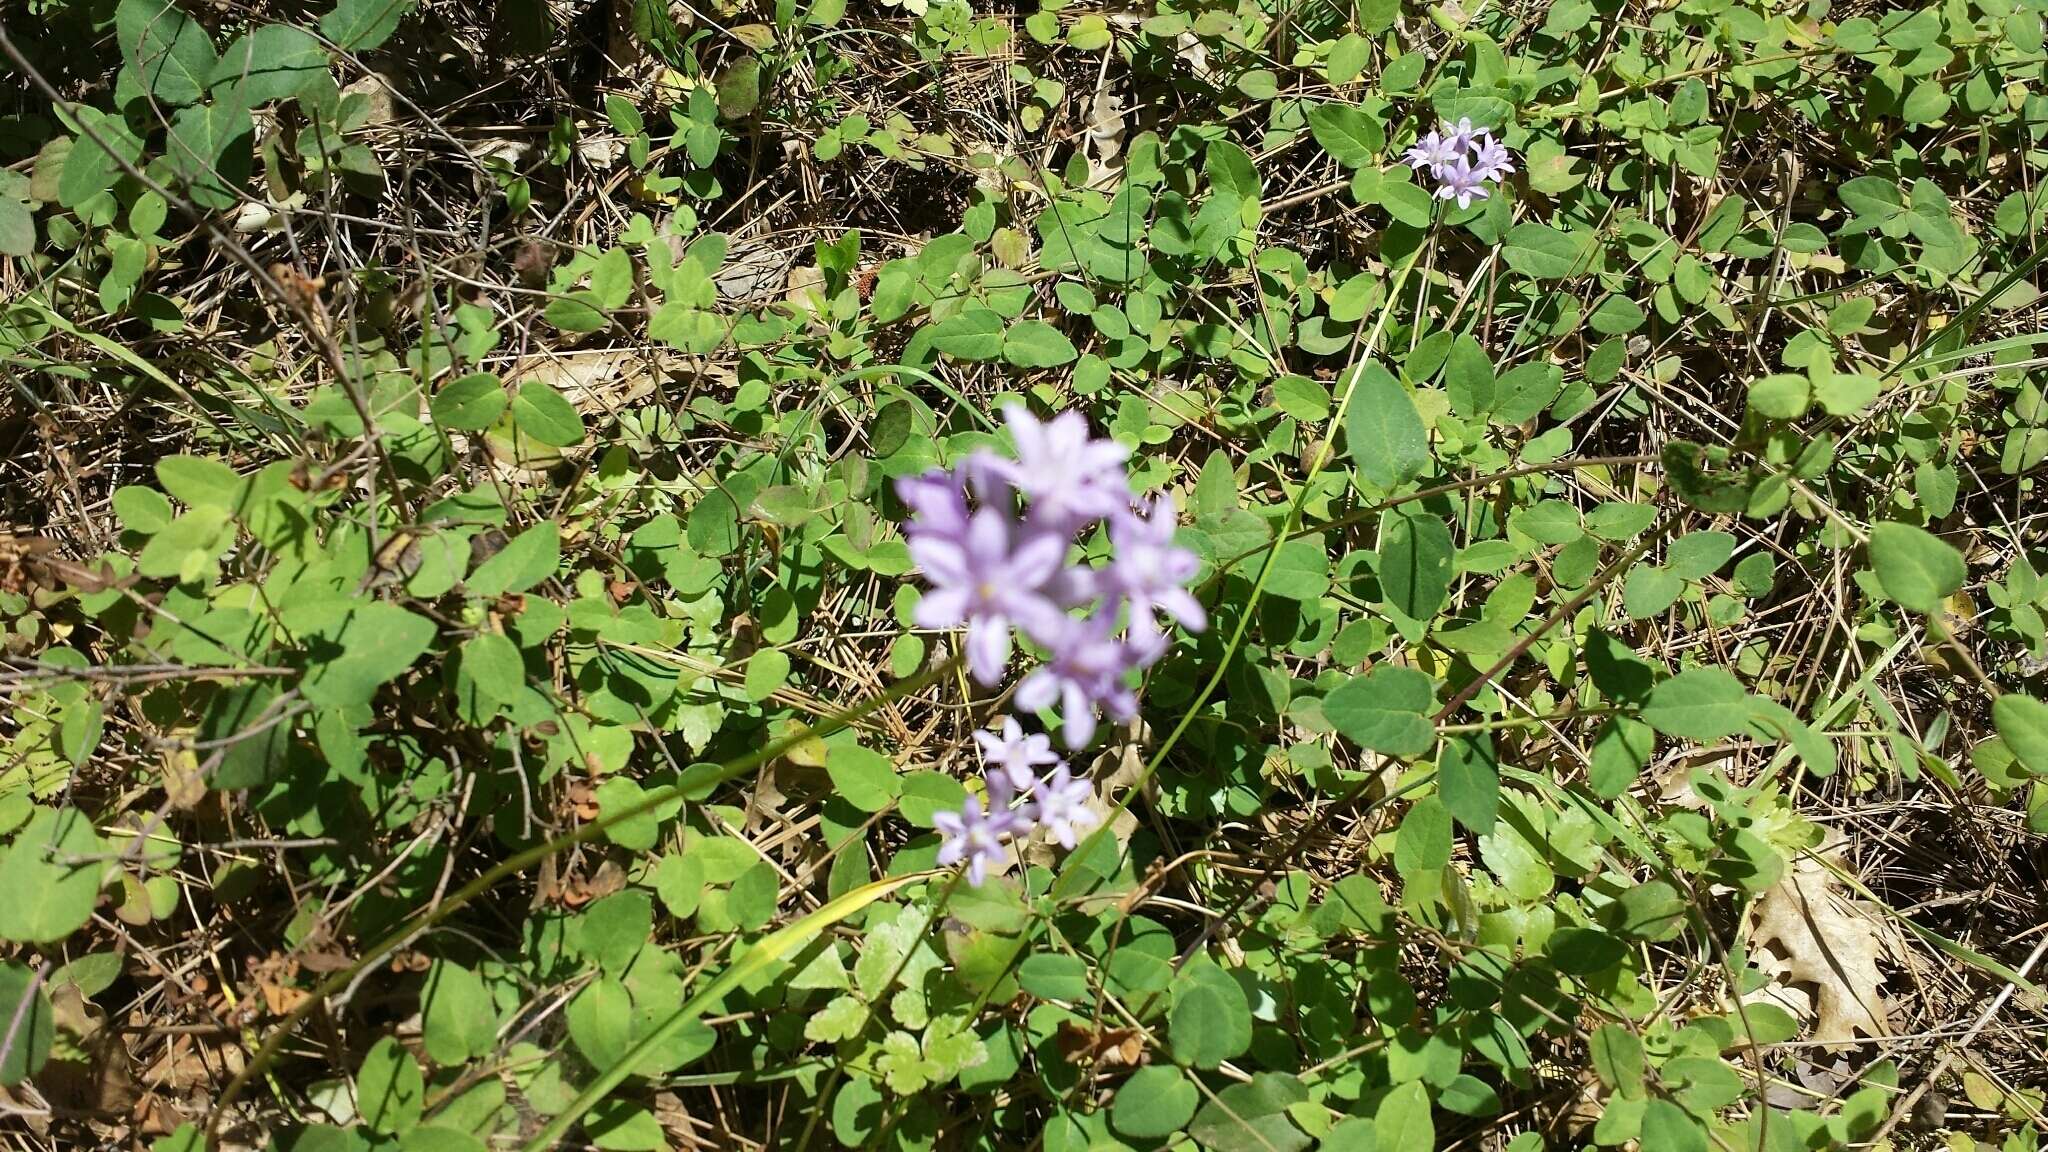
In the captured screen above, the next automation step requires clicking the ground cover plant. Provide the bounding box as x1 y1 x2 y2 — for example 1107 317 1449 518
2 0 2048 1147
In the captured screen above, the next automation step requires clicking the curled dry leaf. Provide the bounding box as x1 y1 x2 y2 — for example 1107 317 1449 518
1747 851 1898 1047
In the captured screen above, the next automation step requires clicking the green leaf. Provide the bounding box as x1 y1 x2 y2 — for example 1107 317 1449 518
357 1035 424 1135
1443 335 1496 419
137 506 234 581
1993 694 2048 777
589 247 634 311
576 890 654 973
1640 1099 1707 1152
211 24 327 103
1547 926 1627 973
1667 531 1736 580
1744 373 1810 416
1622 564 1683 619
0 962 54 1086
1393 796 1452 877
321 0 418 50
1640 667 1751 743
1500 222 1586 280
0 807 107 943
0 195 32 258
1324 666 1436 757
468 522 560 597
1379 510 1453 621
283 601 438 709
687 490 742 556
59 108 145 209
567 976 636 1067
398 1129 484 1152
1867 522 1965 613
1188 1074 1311 1152
1265 536 1331 601
509 378 587 446
824 745 901 813
459 631 525 705
1374 1081 1434 1151
1112 1065 1199 1139
929 308 1005 361
114 485 175 533
166 100 254 210
543 293 609 333
717 57 763 118
421 961 498 1065
1205 140 1261 206
1170 959 1251 1068
1017 953 1089 1001
202 682 292 789
1436 736 1498 835
1589 1023 1644 1093
1308 102 1384 167
431 373 509 430
156 455 246 509
1590 716 1653 798
1347 361 1430 490
116 0 218 106
1001 320 1077 368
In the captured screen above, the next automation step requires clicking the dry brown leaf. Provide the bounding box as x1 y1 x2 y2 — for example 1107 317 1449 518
1055 1020 1146 1068
1748 851 1894 1046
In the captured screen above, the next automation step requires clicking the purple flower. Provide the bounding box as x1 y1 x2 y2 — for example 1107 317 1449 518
985 407 1131 530
974 716 1060 796
1404 130 1462 177
1432 156 1491 210
1015 615 1141 748
1438 117 1479 155
933 794 1023 886
910 508 1070 686
1025 764 1099 849
1100 495 1207 640
896 469 970 537
1470 131 1515 183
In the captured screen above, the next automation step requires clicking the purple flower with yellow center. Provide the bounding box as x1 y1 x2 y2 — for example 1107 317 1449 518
1014 614 1141 748
933 794 1023 886
909 508 1070 686
1470 132 1515 183
1432 156 1491 210
974 716 1060 796
1404 129 1462 177
987 407 1131 530
1101 495 1207 640
1026 764 1100 849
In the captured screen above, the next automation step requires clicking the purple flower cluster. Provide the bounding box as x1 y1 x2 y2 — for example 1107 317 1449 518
932 720 1100 885
1403 118 1515 210
901 407 1206 885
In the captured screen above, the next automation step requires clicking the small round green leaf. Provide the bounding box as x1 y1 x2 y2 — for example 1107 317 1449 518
1169 959 1251 1068
1111 1065 1198 1138
1867 521 1966 614
431 373 509 430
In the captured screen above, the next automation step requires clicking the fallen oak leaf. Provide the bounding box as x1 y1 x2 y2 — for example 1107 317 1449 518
1748 849 1896 1047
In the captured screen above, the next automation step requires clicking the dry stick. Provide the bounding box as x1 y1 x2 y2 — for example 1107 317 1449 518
203 654 961 1149
0 22 410 520
1868 931 2048 1145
